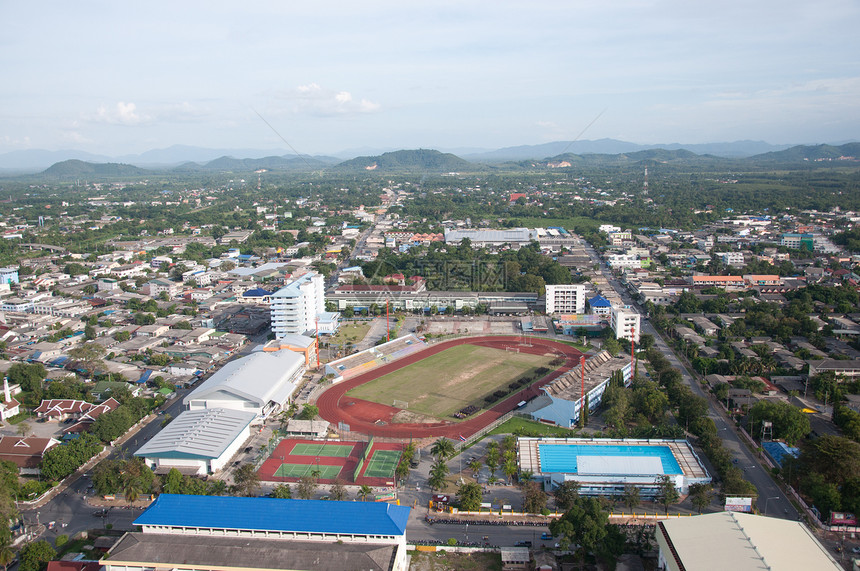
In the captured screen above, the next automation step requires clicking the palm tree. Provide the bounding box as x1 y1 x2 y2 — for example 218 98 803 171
0 540 14 571
428 460 449 492
502 458 518 483
468 459 482 478
358 485 373 502
123 479 140 508
430 438 455 462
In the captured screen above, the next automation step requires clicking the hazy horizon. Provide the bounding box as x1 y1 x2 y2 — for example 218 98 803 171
2 1 858 156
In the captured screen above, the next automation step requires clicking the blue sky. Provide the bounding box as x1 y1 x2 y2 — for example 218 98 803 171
1 0 858 155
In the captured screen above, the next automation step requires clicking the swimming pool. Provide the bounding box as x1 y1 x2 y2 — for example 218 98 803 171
539 443 682 475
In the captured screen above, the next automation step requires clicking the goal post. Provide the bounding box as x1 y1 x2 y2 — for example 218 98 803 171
393 399 409 409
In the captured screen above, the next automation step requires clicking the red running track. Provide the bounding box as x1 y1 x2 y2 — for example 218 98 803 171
316 335 582 439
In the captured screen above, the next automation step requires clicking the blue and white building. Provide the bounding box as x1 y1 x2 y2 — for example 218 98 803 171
270 272 340 337
522 351 632 427
101 494 411 571
0 267 19 285
518 438 711 497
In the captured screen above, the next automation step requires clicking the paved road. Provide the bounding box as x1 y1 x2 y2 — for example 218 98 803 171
584 244 799 520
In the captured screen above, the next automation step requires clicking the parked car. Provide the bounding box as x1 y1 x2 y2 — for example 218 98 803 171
515 540 532 547
541 533 554 540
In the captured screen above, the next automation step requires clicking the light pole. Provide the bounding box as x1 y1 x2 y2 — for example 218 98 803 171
763 496 779 516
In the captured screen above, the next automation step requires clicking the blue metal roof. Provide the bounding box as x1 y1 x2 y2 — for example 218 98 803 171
137 370 153 384
588 295 611 307
134 494 410 536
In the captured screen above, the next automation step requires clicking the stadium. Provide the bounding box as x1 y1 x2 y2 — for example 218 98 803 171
518 437 711 497
317 335 582 439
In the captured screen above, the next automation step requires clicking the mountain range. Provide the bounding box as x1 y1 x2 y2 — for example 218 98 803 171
2 141 859 178
0 139 839 173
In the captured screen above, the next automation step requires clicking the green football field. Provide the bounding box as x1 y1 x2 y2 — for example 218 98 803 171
345 344 554 419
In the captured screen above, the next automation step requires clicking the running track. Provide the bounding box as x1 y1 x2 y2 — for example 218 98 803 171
316 335 582 439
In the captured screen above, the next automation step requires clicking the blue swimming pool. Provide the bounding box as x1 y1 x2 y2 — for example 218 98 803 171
538 444 682 475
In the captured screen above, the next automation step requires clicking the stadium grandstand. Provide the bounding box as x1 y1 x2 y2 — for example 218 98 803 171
520 351 632 427
325 335 426 379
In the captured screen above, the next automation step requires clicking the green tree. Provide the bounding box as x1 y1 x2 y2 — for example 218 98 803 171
358 485 373 502
0 540 16 571
19 540 56 571
550 496 610 559
430 438 455 462
689 483 712 513
67 342 106 378
234 464 261 497
622 484 641 512
456 482 483 512
297 405 319 420
163 468 184 494
468 458 482 478
296 476 317 499
330 478 348 501
522 480 547 514
485 442 500 477
748 400 811 445
554 480 581 511
428 459 449 491
271 484 292 499
657 475 680 514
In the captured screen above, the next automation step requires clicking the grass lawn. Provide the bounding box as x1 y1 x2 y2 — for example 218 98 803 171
489 416 579 438
346 344 554 419
554 338 592 353
328 320 372 345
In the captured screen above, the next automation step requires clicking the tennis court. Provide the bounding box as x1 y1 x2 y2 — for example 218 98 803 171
362 450 401 478
290 442 354 457
273 463 343 479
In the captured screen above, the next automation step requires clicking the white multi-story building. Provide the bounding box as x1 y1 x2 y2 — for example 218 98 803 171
270 272 333 337
545 284 586 314
606 254 642 269
611 305 641 343
721 251 745 267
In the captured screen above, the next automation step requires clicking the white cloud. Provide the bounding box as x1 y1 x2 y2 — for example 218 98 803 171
282 84 381 116
91 102 150 125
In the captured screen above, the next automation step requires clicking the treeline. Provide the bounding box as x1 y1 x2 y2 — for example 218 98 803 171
362 242 570 294
645 349 757 497
784 434 860 519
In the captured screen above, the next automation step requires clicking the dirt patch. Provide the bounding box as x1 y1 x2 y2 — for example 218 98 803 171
408 551 500 571
391 409 442 424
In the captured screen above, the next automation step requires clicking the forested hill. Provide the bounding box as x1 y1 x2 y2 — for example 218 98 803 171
544 148 705 165
188 155 332 171
333 149 474 172
42 160 150 177
748 142 860 164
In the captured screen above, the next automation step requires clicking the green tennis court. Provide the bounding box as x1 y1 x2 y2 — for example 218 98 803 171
290 443 354 457
362 450 401 478
273 463 343 479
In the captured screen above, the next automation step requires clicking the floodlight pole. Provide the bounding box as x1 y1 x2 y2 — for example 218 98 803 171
580 355 585 419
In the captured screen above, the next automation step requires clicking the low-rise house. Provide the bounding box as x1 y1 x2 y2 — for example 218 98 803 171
0 436 60 475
